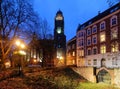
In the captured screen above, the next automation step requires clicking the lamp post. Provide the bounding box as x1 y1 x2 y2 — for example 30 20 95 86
15 39 26 76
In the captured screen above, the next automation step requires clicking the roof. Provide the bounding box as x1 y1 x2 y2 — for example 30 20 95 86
77 2 120 32
67 36 76 44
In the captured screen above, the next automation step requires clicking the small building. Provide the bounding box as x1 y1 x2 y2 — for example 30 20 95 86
66 36 76 66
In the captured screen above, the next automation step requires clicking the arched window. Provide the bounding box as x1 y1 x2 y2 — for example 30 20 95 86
92 25 97 34
110 15 117 26
100 21 106 31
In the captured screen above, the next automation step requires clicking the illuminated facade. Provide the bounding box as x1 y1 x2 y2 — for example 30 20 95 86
76 3 120 68
66 36 76 66
54 10 66 66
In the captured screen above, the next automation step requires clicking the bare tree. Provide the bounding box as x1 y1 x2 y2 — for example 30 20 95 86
40 18 53 39
0 0 40 68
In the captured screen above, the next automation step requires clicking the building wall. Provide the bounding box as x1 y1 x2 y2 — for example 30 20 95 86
66 36 76 66
76 3 120 68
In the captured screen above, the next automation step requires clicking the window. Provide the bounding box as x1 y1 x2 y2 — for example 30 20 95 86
81 39 84 46
111 15 117 26
78 50 84 56
88 60 91 65
112 57 117 65
87 28 91 36
100 45 106 54
92 35 97 44
93 47 97 54
72 44 75 49
72 51 75 56
93 59 97 65
100 21 105 30
100 32 105 42
111 42 118 52
111 27 118 40
81 32 84 37
87 37 91 46
92 25 97 34
87 48 91 55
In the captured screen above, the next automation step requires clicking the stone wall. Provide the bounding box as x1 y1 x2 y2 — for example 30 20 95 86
72 67 96 82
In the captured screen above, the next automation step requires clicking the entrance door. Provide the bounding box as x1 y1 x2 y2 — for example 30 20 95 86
97 69 111 84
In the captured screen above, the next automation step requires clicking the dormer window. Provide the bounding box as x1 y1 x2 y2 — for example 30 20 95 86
100 21 105 31
111 15 117 26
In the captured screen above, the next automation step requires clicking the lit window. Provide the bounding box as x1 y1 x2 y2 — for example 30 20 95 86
100 45 106 54
111 42 118 52
93 59 97 65
78 50 84 56
92 25 97 34
87 28 91 36
100 21 105 30
111 15 117 26
100 32 105 42
111 27 118 40
72 51 75 56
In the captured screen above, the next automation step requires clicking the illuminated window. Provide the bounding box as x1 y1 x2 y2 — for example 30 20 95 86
111 42 118 52
78 50 84 57
100 21 105 30
93 59 97 65
100 45 106 54
111 15 117 26
111 27 118 40
100 32 105 42
87 28 91 36
92 25 97 34
72 51 75 56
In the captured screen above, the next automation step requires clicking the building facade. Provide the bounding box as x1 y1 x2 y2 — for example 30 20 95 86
77 3 120 68
66 36 76 66
54 10 66 66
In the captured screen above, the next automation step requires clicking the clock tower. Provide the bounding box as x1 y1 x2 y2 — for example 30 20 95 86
54 10 66 66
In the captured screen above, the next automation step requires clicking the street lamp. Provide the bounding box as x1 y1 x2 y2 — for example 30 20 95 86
15 39 26 76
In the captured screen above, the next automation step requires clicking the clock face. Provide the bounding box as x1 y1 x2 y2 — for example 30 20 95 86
57 27 62 34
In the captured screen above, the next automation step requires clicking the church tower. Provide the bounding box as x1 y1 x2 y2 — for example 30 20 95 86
54 10 66 66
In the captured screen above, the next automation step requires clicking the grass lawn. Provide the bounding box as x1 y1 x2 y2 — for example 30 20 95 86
0 67 119 89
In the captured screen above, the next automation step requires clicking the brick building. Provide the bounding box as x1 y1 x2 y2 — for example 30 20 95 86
76 3 120 68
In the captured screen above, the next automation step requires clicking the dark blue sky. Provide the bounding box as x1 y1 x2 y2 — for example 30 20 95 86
33 0 111 41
